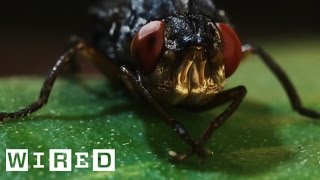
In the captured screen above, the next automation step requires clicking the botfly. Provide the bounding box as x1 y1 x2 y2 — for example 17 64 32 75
0 0 319 160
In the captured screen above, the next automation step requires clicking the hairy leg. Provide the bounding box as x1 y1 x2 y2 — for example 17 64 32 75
0 37 109 122
119 65 247 160
243 44 320 119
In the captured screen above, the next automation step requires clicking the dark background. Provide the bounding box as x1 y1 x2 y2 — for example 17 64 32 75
0 0 319 75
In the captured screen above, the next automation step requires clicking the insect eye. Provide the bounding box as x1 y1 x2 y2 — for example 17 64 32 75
131 21 165 75
216 23 242 78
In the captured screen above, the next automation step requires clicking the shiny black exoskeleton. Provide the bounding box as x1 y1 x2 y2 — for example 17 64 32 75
91 0 226 65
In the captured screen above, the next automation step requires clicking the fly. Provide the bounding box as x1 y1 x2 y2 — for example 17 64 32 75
0 0 319 161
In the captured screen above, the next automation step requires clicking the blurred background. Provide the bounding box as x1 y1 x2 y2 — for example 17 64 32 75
0 0 319 75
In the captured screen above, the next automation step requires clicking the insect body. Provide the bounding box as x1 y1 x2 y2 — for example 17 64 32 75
0 0 319 160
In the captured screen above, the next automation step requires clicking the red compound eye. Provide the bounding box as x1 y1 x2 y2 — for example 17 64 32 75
216 23 242 78
131 21 165 75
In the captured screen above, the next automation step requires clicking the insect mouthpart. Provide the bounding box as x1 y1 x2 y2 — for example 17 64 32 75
174 46 226 105
177 46 207 89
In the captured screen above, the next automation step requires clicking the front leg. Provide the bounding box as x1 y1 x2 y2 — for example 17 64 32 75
176 86 247 159
199 86 247 145
119 66 199 160
119 66 247 160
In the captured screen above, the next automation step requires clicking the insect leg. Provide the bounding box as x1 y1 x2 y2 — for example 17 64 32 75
244 44 320 119
198 86 247 145
119 66 200 160
0 37 109 122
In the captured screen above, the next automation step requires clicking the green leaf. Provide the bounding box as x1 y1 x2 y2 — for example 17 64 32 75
0 37 320 179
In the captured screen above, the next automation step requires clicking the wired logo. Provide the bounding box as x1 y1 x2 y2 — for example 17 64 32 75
5 149 115 172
